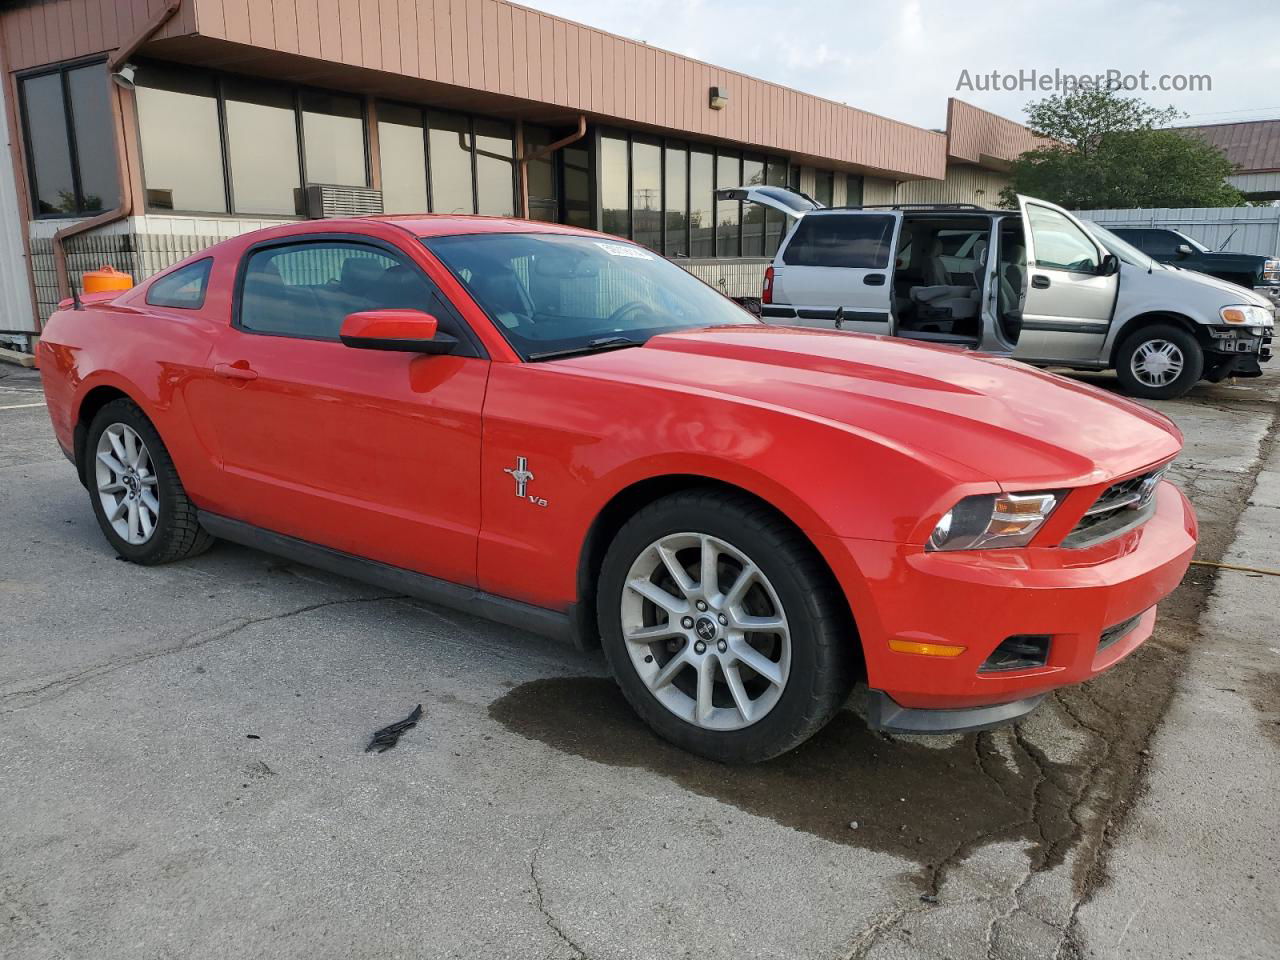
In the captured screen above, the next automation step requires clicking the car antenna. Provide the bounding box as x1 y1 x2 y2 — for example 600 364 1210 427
1217 229 1237 252
71 277 83 311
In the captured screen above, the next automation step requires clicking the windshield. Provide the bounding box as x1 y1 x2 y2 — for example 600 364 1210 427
1084 221 1160 270
424 232 757 359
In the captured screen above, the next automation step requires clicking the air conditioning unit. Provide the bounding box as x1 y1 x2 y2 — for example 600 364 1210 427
295 184 384 219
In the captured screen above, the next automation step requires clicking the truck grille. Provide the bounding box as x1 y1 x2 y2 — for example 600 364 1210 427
1063 467 1167 548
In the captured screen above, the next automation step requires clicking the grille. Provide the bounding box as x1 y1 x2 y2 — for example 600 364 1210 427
1098 610 1146 651
1063 466 1167 548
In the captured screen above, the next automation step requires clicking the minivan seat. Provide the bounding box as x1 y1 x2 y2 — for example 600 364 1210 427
908 236 977 320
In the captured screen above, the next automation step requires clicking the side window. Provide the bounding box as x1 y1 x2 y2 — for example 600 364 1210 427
1111 229 1148 253
238 240 459 341
146 258 213 309
782 214 895 269
1142 231 1181 257
1026 206 1100 273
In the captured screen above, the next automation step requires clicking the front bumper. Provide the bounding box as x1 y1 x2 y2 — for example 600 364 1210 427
825 482 1196 727
1253 284 1280 307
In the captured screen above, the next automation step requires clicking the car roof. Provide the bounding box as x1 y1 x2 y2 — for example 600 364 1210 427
341 214 607 240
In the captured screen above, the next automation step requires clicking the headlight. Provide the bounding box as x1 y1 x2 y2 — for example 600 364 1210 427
1221 304 1274 326
927 491 1062 551
1264 259 1280 282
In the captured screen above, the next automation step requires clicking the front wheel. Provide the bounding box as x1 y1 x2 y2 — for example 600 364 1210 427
1115 323 1203 399
597 489 855 763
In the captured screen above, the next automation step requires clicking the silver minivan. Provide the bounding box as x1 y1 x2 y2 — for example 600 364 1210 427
719 187 1274 399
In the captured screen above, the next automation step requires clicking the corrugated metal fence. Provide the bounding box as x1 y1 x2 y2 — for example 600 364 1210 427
1075 206 1280 258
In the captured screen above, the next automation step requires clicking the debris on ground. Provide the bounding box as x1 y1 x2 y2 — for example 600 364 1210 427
365 704 424 753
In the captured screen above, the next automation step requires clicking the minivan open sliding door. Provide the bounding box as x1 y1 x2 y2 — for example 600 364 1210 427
1014 195 1119 363
766 210 903 335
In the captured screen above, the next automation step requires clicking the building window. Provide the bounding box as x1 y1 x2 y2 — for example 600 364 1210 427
846 174 864 208
224 77 301 216
301 90 367 186
135 65 227 213
741 155 765 257
631 135 662 252
689 149 714 257
599 132 629 238
427 111 475 214
378 104 518 217
715 151 741 257
524 125 559 223
814 169 835 208
474 118 515 217
377 102 428 214
765 158 789 256
19 61 119 217
664 142 688 257
562 144 592 229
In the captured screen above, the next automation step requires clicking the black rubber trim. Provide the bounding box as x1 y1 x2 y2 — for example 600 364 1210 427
196 511 581 647
1019 320 1110 335
864 689 1046 734
796 307 889 322
760 306 797 318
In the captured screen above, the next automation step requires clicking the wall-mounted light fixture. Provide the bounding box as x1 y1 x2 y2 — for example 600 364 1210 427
709 86 729 110
110 62 138 89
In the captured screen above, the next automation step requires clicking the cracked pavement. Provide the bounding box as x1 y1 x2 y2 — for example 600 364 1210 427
1 364 1277 960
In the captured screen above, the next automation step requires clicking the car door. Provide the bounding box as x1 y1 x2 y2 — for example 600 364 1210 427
769 211 903 335
1013 196 1119 364
195 234 489 587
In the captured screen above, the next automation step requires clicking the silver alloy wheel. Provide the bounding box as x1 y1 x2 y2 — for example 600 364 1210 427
1130 338 1185 388
621 532 791 731
95 423 160 545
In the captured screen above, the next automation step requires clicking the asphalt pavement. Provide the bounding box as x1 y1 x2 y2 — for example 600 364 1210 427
1 361 1276 960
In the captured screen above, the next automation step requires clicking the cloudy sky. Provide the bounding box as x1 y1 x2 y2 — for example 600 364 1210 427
525 0 1280 130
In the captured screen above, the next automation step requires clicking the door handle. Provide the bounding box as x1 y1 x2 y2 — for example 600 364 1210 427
213 362 258 381
863 274 887 286
1031 275 1051 289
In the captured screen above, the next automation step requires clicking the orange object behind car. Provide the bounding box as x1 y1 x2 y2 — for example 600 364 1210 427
81 265 133 294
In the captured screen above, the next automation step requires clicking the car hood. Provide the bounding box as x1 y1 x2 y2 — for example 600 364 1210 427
1154 262 1274 307
563 326 1181 489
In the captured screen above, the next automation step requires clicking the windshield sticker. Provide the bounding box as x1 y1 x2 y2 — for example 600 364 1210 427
595 241 654 260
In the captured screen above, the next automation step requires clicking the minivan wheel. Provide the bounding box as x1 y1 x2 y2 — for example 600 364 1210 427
597 489 855 763
1115 324 1203 400
86 399 214 565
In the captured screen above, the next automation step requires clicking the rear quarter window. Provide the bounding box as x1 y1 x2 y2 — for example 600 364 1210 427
145 258 213 309
781 214 894 269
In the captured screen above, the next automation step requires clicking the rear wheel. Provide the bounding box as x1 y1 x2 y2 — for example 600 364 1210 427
598 489 855 763
86 399 214 565
1115 323 1203 399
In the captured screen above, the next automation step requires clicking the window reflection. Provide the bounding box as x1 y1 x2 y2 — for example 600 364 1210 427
136 65 227 213
562 144 592 229
631 135 661 252
741 155 765 256
428 111 474 214
814 169 835 208
377 103 427 214
302 91 366 186
524 125 558 222
716 151 740 257
689 149 714 258
21 73 76 215
66 65 118 211
600 133 628 238
664 143 688 257
474 118 514 217
765 158 789 255
225 78 301 215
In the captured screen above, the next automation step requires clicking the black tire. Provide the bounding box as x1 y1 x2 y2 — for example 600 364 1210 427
85 398 214 565
597 489 856 763
1114 323 1204 400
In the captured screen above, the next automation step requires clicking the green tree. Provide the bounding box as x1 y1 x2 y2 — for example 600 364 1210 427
999 89 1244 209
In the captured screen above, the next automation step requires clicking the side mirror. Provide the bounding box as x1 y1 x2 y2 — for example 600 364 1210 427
1099 253 1120 277
1175 244 1193 258
339 309 457 354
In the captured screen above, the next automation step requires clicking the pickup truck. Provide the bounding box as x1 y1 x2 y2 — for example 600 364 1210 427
1108 227 1280 304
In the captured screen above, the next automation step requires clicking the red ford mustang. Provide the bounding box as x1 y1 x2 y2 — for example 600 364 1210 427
38 216 1197 762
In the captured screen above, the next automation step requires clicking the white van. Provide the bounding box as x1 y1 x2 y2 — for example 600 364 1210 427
718 187 1274 399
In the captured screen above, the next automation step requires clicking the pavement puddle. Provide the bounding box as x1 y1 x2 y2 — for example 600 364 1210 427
489 675 1081 888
